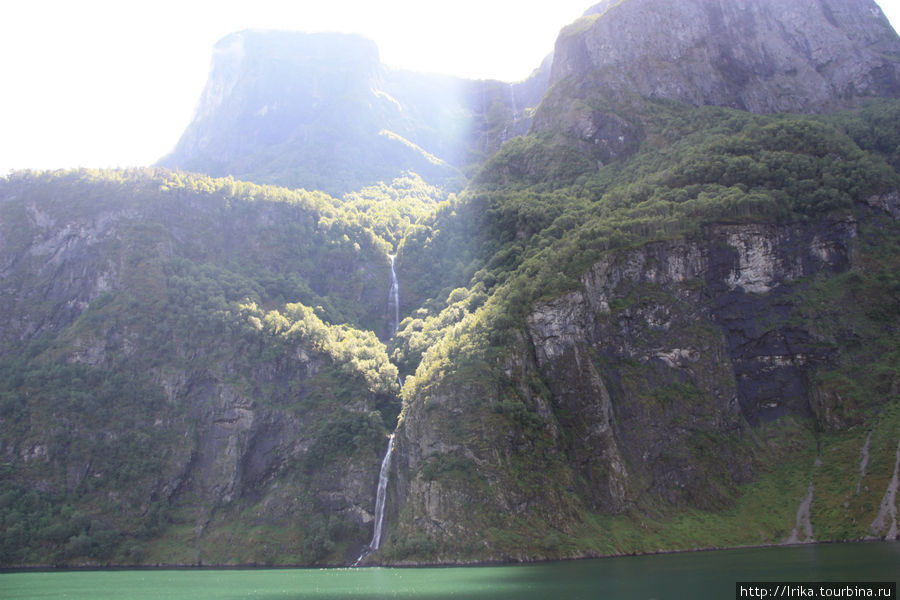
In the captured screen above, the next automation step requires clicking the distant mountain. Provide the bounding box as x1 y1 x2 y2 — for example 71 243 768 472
158 30 550 196
160 2 900 196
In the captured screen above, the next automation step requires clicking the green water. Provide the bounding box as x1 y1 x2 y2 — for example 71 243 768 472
2 542 897 599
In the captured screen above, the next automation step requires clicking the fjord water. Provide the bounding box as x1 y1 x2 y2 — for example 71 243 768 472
2 543 897 599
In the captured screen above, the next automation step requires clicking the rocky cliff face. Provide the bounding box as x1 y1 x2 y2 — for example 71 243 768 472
0 170 399 565
529 217 857 432
532 0 900 166
4 1 900 569
550 0 900 113
159 31 548 195
389 207 896 561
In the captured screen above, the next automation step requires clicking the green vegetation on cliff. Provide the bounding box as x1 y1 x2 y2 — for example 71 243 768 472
1 96 899 567
386 98 900 562
395 99 900 392
0 169 418 565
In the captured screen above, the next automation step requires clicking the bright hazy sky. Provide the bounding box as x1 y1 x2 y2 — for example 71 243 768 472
2 0 899 176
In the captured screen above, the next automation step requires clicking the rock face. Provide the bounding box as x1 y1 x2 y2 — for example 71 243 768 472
159 31 548 195
0 171 397 565
539 219 856 428
391 217 862 558
548 0 900 114
161 2 900 190
532 0 900 166
4 2 900 569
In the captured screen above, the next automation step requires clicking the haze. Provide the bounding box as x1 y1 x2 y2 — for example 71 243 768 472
2 0 898 175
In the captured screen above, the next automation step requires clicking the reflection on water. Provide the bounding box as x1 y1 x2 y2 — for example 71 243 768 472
497 543 899 600
1 542 897 600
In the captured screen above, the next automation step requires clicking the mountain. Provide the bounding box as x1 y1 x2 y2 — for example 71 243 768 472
0 170 410 565
1 0 899 567
158 30 549 196
530 0 900 170
554 0 900 113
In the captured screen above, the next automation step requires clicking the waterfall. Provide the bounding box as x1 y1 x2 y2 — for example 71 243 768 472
353 254 400 567
509 82 518 121
370 434 394 551
388 254 400 336
355 434 395 565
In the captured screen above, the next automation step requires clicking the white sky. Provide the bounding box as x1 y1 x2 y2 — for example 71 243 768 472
1 0 899 176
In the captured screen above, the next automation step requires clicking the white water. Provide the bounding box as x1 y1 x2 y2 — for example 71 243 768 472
354 434 395 565
354 255 401 566
370 434 395 550
388 255 400 336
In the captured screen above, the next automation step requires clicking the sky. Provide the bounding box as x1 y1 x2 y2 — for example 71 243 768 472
2 0 899 176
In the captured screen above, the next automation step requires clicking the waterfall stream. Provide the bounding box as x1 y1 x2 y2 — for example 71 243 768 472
355 434 395 565
509 82 518 121
356 255 401 565
388 255 400 336
370 434 394 550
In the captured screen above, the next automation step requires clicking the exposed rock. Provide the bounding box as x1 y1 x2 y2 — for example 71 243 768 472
865 189 900 219
549 0 900 114
532 0 900 165
857 432 872 494
0 171 397 565
394 218 860 554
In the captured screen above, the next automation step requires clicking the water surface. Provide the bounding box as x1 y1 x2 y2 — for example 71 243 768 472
2 542 897 599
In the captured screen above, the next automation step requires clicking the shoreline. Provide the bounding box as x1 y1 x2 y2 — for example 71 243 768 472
2 537 897 573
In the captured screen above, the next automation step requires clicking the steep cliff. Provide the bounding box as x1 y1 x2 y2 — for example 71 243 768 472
552 0 900 113
159 31 547 195
383 16 900 555
0 170 400 566
531 0 900 168
388 203 898 562
2 0 900 569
